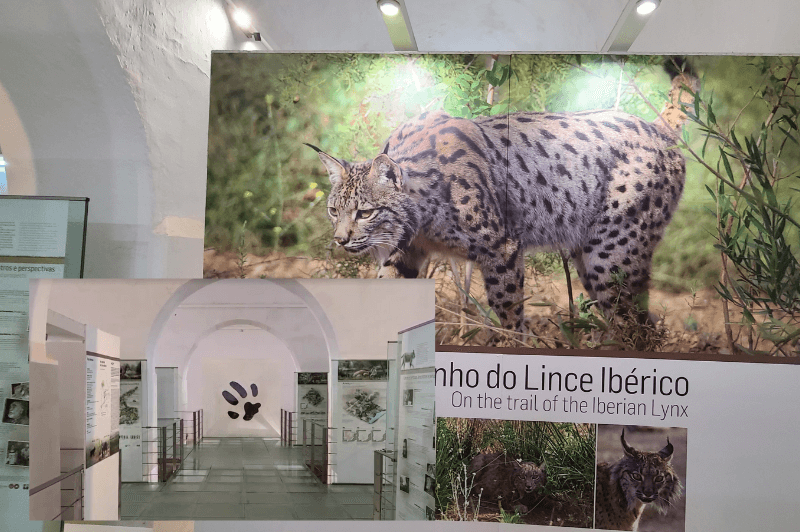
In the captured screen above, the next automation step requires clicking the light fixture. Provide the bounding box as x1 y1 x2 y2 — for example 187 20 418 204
231 7 252 29
378 0 401 17
636 0 660 15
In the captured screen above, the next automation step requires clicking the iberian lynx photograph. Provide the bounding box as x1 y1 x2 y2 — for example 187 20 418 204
205 53 799 355
436 418 595 526
595 425 686 532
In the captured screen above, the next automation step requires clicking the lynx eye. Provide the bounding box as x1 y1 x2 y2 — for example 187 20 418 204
655 475 664 482
631 472 642 480
357 209 376 220
328 207 338 217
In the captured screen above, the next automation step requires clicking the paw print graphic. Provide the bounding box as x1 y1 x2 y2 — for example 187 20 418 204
222 381 261 421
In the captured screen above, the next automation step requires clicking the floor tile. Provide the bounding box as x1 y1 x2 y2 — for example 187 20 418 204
193 503 245 519
202 483 243 492
344 504 375 519
244 483 286 493
150 492 200 504
163 484 205 492
244 492 291 504
245 504 296 520
293 506 353 520
139 502 196 519
122 483 163 492
196 492 244 504
333 492 374 505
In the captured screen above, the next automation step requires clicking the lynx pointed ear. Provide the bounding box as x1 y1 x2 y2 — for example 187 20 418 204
370 153 404 191
620 429 636 456
659 437 674 461
305 144 346 186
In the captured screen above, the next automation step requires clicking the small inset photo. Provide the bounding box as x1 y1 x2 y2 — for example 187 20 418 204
2 398 29 425
399 474 410 493
437 418 595 527
5 440 29 467
594 425 687 532
11 382 29 400
403 389 414 406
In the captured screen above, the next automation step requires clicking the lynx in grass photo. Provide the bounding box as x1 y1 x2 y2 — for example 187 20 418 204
468 452 547 514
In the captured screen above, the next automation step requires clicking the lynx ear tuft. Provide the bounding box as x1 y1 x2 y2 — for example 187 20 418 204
659 437 674 461
620 429 636 457
370 153 404 190
306 144 346 186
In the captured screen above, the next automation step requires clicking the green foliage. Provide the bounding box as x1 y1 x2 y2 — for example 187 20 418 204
436 419 595 518
683 57 800 355
497 504 524 523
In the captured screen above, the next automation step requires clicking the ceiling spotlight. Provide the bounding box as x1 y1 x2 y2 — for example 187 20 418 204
636 0 660 15
232 7 252 29
378 0 401 17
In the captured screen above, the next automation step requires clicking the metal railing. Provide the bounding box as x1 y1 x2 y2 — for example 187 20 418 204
176 409 204 451
302 419 334 484
29 463 84 520
280 409 296 446
373 449 397 520
143 418 183 483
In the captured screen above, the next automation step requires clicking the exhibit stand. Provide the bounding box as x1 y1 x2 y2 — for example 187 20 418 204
393 320 436 521
330 360 390 484
295 372 328 445
119 361 146 482
29 317 121 522
0 196 87 531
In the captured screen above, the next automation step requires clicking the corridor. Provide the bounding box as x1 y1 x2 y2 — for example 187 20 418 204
120 437 374 520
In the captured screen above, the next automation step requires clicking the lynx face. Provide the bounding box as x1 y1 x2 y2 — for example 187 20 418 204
313 148 417 264
512 461 547 495
615 434 680 513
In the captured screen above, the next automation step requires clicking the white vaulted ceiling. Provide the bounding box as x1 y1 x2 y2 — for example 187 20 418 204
0 0 798 278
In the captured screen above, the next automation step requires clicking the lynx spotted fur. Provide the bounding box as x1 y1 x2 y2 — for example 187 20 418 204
468 452 547 513
311 66 699 330
594 430 682 531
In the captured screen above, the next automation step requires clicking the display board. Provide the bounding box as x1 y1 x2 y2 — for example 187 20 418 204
119 361 144 481
436 348 800 531
0 196 87 530
85 353 120 469
395 320 436 521
331 360 389 484
296 372 328 445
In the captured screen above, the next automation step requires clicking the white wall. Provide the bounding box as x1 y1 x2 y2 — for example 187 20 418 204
0 0 237 278
156 368 178 420
183 329 297 437
297 279 435 360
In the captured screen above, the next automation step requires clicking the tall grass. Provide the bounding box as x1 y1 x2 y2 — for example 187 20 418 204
436 418 595 518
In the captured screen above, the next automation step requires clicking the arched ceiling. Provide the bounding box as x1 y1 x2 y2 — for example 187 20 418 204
151 279 336 372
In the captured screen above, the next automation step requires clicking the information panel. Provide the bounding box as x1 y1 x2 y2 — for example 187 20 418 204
331 360 388 484
0 197 86 524
119 361 144 481
396 320 436 521
296 372 328 445
436 349 800 531
85 353 120 469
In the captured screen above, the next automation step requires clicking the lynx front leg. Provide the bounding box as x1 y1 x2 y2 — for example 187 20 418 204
378 243 429 279
478 241 526 331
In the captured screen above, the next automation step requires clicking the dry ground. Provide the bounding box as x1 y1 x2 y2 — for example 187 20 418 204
205 249 734 354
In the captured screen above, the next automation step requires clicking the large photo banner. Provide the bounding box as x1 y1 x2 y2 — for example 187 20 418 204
85 353 120 469
331 360 389 483
435 349 800 531
204 52 798 359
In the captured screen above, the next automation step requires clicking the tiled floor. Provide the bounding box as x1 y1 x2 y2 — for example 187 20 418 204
121 437 373 520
